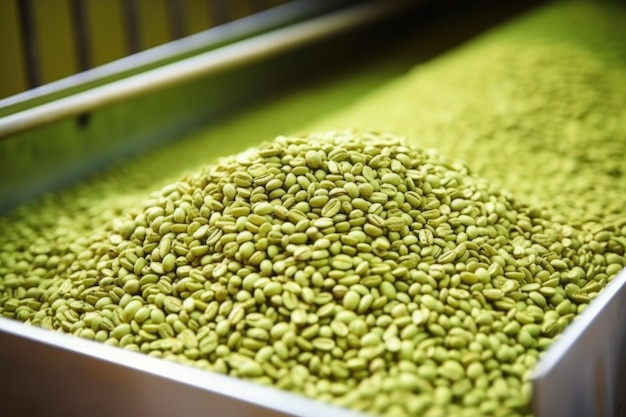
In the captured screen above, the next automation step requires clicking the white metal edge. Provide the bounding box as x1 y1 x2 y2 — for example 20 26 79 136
532 267 626 380
0 316 367 417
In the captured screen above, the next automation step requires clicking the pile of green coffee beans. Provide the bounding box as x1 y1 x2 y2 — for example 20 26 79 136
310 0 626 230
2 131 625 417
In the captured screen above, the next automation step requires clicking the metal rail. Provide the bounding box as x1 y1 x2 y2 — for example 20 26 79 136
0 0 368 116
0 0 416 139
9 0 289 99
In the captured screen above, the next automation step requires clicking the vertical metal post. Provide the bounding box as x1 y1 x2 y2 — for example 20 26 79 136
122 0 141 54
16 0 42 89
211 0 229 26
167 0 185 40
69 0 92 72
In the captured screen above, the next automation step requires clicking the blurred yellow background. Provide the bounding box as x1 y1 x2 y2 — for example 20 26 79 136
0 0 288 100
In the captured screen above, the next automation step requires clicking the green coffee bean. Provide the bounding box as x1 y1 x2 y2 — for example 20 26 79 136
3 109 626 417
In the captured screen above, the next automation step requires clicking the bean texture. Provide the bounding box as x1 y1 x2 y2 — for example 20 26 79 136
1 1 626 417
1 130 624 417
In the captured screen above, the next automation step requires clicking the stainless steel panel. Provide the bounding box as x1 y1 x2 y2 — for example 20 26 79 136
0 318 368 417
533 268 626 417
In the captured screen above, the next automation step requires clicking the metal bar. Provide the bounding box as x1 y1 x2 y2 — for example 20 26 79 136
122 0 141 54
167 0 186 40
69 0 92 72
0 0 417 139
16 0 42 89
